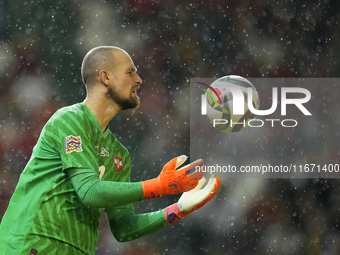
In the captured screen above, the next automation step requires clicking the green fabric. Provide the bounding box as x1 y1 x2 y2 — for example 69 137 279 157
0 103 133 255
66 168 144 208
106 205 168 242
67 168 167 242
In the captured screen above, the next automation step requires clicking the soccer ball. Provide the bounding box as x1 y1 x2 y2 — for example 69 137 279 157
205 75 260 133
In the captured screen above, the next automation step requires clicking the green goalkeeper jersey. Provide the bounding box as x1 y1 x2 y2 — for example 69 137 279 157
0 103 132 255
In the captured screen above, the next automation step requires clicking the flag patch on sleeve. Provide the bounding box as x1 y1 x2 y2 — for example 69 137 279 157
65 135 83 154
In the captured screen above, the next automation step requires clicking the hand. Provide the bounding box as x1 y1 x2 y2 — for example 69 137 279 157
142 155 204 199
164 175 220 224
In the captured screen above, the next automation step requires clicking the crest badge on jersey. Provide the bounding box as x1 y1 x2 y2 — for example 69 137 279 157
113 154 123 173
65 135 83 154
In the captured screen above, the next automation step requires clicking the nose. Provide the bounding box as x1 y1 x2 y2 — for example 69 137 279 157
136 73 143 85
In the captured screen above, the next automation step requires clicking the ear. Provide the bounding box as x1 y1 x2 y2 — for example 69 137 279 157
99 70 110 86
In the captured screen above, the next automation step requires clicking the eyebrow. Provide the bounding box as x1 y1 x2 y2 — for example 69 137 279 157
126 67 137 72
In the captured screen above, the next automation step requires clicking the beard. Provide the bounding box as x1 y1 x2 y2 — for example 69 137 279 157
106 85 140 110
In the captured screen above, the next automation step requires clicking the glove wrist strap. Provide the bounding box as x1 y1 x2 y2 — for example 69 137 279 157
164 203 190 224
142 178 162 199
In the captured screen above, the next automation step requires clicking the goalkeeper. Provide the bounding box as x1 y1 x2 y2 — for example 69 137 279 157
0 46 220 255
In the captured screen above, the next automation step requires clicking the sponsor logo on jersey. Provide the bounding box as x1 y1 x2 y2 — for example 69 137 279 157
113 154 123 172
101 148 109 157
65 135 83 154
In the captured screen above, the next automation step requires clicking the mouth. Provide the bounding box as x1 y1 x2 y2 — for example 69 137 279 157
132 86 140 96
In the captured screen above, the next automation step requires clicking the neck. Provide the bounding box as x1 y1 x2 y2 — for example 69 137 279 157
84 90 121 133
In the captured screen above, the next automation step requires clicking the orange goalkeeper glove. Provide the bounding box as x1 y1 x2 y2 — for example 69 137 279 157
142 155 204 199
164 175 220 224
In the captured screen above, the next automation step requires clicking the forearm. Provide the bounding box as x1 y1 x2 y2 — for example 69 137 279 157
107 206 167 242
67 168 144 208
83 180 143 207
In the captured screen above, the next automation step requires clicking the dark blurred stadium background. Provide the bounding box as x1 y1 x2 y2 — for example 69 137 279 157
1 0 340 254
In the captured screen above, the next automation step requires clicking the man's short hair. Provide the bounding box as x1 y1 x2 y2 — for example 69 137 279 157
81 46 119 88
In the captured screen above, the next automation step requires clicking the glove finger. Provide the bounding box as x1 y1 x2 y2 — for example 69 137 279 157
206 178 220 201
195 179 219 209
175 155 188 169
194 176 207 190
177 159 203 177
188 177 221 213
196 176 219 201
213 177 221 193
194 176 215 201
184 176 206 194
187 175 205 186
190 164 204 179
203 175 218 192
162 155 187 174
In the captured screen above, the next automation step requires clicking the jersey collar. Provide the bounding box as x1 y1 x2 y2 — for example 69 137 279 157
80 103 110 138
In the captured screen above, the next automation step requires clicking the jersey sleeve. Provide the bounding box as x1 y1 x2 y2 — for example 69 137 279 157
66 167 144 208
43 109 99 172
105 204 167 242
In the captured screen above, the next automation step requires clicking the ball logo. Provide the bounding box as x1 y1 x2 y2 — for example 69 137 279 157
197 75 312 133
